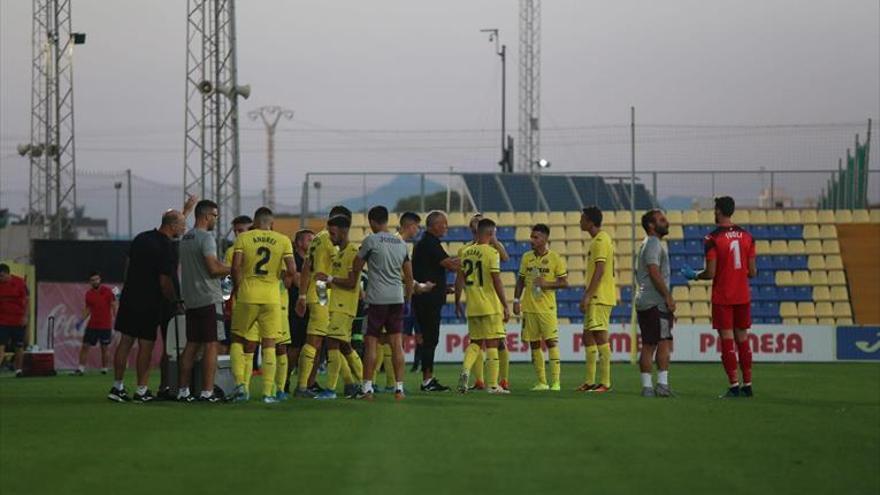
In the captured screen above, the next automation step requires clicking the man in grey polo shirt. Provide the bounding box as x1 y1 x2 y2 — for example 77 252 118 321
352 205 414 400
177 199 230 402
635 208 676 398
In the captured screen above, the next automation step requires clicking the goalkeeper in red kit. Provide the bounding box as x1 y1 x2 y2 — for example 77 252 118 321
681 196 757 398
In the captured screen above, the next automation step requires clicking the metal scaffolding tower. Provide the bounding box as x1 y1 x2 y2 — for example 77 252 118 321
518 0 541 173
20 0 83 239
183 0 249 244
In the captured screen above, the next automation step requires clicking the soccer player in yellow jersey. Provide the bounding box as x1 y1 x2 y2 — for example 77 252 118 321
455 218 511 395
455 213 511 390
513 223 569 391
311 215 366 400
229 207 297 403
293 211 347 398
577 206 617 394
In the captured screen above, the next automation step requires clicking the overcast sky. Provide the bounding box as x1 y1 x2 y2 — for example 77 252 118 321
1 0 878 227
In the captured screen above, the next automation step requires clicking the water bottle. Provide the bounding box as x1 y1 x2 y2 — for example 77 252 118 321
111 286 121 300
221 276 233 301
316 280 329 306
531 267 543 299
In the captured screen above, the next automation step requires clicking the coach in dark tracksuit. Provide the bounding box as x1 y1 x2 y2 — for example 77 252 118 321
412 211 461 392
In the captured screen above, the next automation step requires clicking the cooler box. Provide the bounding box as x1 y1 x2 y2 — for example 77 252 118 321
22 316 56 377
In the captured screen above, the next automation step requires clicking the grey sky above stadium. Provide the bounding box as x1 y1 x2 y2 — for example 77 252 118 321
0 0 878 228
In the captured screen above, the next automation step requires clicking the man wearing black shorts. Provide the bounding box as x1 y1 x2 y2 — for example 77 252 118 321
0 264 28 377
72 272 117 375
109 207 189 403
177 200 230 402
635 209 676 398
285 228 314 393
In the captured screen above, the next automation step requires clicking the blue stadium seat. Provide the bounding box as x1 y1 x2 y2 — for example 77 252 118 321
501 258 519 272
620 286 633 302
445 271 456 285
684 239 703 255
686 255 704 269
670 254 687 269
793 286 812 302
670 272 688 286
788 255 807 270
612 304 632 318
668 240 686 254
496 226 515 241
755 285 778 301
768 225 787 240
754 270 775 285
446 227 471 242
757 256 774 270
751 225 770 239
785 225 802 239
441 304 456 318
684 225 705 240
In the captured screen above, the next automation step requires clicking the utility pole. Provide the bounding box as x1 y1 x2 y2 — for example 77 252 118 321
481 28 513 173
249 106 294 210
519 0 541 173
114 181 122 238
126 169 132 239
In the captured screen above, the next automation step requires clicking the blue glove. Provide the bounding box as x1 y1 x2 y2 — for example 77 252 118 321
680 266 698 281
403 301 412 317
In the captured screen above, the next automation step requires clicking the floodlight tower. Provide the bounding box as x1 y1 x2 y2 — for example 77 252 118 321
183 0 249 245
518 0 541 173
20 0 85 239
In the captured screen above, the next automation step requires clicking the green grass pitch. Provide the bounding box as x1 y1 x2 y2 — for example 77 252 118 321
1 363 878 495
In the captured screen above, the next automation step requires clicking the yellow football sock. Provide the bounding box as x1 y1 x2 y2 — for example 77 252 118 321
275 354 288 394
382 343 395 387
499 347 510 382
327 349 344 390
471 350 485 383
486 348 500 388
297 344 317 390
243 353 254 390
340 354 354 385
531 348 547 385
231 342 246 385
548 346 561 386
373 343 385 376
598 343 612 387
585 344 598 385
345 351 364 383
462 343 482 373
261 348 276 398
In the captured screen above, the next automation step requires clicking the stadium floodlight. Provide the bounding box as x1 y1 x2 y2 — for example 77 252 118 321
217 84 251 100
197 80 214 95
537 158 551 169
17 143 44 158
17 144 31 156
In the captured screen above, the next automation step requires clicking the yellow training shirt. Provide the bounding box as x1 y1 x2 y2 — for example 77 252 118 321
306 230 337 304
328 243 360 316
586 230 617 306
518 249 567 314
232 229 293 304
460 243 503 317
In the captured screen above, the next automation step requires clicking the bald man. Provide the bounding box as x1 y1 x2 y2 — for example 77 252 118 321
109 198 195 403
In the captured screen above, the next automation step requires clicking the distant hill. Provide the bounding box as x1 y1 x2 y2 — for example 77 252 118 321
332 175 445 214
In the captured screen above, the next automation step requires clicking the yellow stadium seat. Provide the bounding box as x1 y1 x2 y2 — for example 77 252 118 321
834 210 853 224
558 317 571 325
818 318 836 325
793 271 811 285
731 210 750 224
515 226 531 242
677 303 693 318
801 210 818 223
800 318 819 325
807 255 826 271
682 210 699 225
775 271 793 286
481 211 499 221
692 302 711 318
548 212 566 226
698 210 715 224
830 286 849 302
825 255 843 270
514 211 533 226
565 225 583 240
567 271 585 286
783 210 802 224
797 302 816 318
564 211 581 224
822 240 840 255
614 241 633 256
351 212 367 227
554 241 569 255
616 255 633 270
815 302 834 319
835 317 854 325
770 240 789 255
532 211 549 224
822 225 839 241
501 272 517 287
601 211 617 225
802 225 821 240
349 227 365 243
812 286 831 302
694 317 711 325
787 240 806 255
387 212 400 226
672 286 690 302
766 210 785 224
677 317 694 325
749 210 768 224
616 211 634 225
817 210 835 223
870 210 880 223
852 210 870 223
566 240 585 256
755 240 771 254
809 270 828 286
567 256 585 271
833 303 853 318
805 240 823 255
615 225 639 241
783 318 800 325
667 225 684 240
448 242 465 254
828 270 846 286
666 210 683 224
779 302 798 319
498 212 516 226
690 286 710 302
616 270 633 286
446 212 466 227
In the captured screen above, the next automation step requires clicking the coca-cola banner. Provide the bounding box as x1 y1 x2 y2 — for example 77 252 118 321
36 282 165 370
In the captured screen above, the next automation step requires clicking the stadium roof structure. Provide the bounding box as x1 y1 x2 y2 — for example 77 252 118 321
461 173 657 212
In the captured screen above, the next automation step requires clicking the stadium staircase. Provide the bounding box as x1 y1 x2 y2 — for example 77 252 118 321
341 209 879 326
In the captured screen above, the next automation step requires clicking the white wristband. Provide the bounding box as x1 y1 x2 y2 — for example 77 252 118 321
513 298 520 304
326 275 334 284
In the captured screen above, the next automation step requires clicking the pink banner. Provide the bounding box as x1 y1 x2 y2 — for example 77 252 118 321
36 282 165 370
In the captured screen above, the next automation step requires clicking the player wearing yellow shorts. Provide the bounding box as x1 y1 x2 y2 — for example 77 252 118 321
311 216 366 400
294 212 345 398
513 223 568 391
229 207 296 403
455 218 510 395
578 206 617 393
